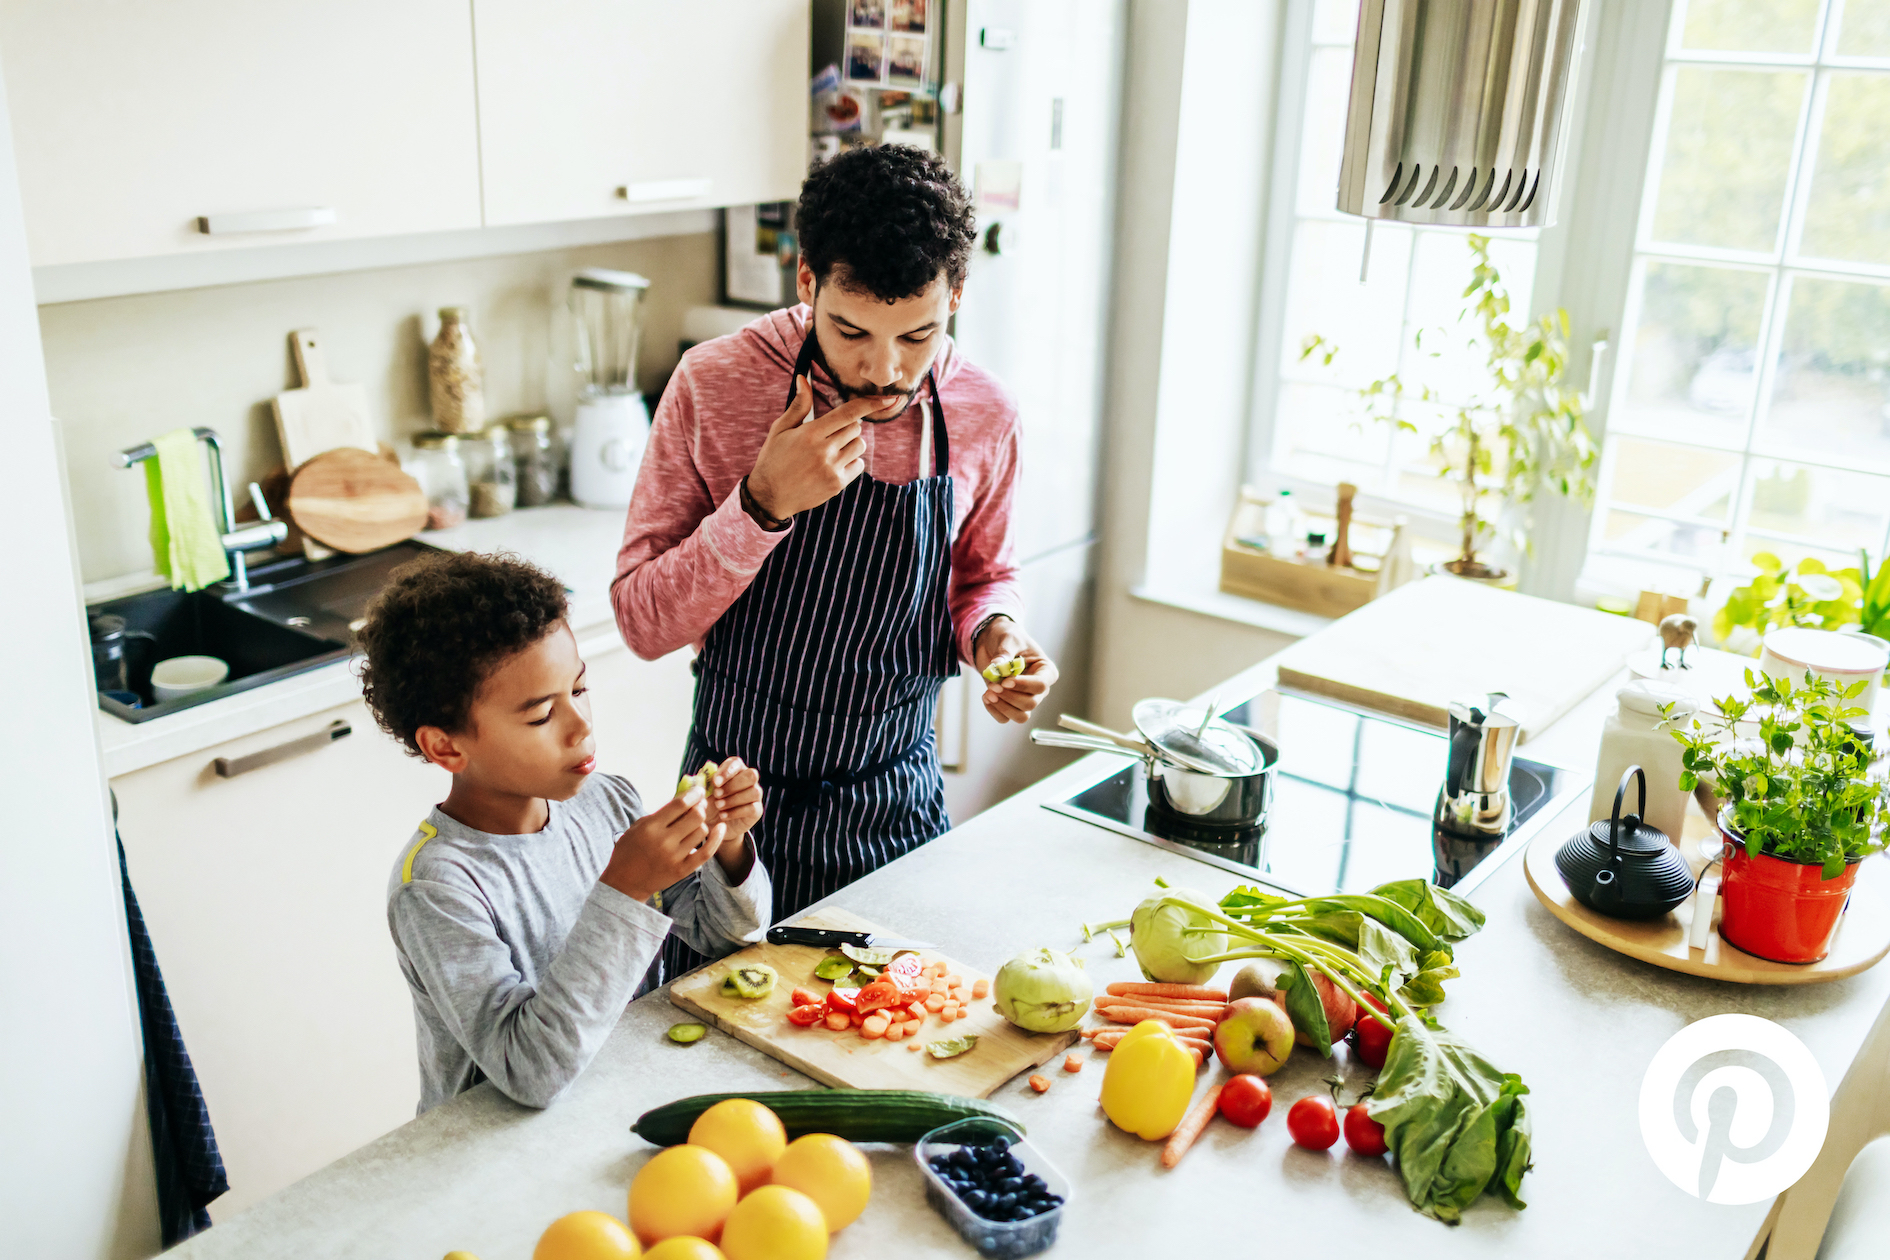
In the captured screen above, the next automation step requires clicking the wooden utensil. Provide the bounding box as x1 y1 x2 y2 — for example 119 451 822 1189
271 328 377 472
286 447 428 554
669 908 1078 1096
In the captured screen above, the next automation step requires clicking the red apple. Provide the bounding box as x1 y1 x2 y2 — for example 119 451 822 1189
1213 997 1296 1075
1266 968 1357 1048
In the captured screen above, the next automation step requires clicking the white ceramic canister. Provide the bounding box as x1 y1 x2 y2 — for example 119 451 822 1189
1589 679 1699 845
1758 626 1888 720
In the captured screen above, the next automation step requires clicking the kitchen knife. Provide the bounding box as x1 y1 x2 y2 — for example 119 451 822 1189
766 926 935 951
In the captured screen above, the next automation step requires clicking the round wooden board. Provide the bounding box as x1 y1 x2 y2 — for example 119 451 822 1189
1523 828 1890 985
287 447 429 554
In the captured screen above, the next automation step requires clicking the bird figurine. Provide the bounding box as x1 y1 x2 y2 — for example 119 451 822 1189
1658 612 1698 670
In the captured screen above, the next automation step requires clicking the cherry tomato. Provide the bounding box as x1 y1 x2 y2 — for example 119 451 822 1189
1351 993 1395 1070
1344 1102 1388 1157
786 1004 825 1026
1217 1074 1274 1128
1287 1095 1340 1150
825 987 860 1015
790 987 820 1007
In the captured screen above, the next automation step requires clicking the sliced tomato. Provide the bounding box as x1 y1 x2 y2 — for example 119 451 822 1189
790 986 820 1007
887 953 924 977
826 986 861 1015
786 1004 825 1026
855 979 902 1013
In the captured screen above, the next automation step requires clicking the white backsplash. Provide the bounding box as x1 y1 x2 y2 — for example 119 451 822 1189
41 230 720 585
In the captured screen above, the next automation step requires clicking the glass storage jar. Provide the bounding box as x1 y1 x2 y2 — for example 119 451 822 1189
411 431 470 530
508 413 559 507
464 427 516 517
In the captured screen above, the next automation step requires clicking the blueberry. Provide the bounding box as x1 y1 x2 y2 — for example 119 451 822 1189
1003 1153 1025 1174
1021 1173 1046 1193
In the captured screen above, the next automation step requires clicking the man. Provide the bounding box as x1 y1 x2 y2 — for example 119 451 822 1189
612 145 1055 936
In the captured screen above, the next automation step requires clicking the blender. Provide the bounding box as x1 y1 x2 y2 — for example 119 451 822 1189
566 267 651 508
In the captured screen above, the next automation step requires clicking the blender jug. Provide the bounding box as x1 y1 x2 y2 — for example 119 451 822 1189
567 268 651 508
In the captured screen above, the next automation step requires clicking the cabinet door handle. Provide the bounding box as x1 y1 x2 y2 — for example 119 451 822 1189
616 178 711 204
214 720 350 778
196 207 338 235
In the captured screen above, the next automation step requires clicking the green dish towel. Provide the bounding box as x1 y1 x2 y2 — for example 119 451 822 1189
144 429 229 592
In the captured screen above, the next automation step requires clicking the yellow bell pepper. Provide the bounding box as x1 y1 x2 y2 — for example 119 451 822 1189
1100 1020 1196 1140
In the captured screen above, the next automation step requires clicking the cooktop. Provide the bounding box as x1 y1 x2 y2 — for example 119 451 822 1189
1045 689 1586 899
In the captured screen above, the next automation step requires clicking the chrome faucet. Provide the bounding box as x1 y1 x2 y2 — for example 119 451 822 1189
114 427 288 591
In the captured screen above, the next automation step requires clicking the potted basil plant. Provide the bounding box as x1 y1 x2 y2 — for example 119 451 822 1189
1665 671 1888 964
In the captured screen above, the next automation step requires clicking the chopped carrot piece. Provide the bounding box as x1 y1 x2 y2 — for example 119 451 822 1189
885 1023 905 1041
942 1006 960 1023
850 1011 865 1028
907 1040 922 1052
924 993 946 1013
1063 1054 1084 1073
824 1011 850 1031
907 1001 928 1021
946 974 964 989
862 1014 889 1038
1028 1074 1051 1093
972 979 989 998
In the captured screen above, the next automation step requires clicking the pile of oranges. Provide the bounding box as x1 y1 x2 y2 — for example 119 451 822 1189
523 1099 872 1260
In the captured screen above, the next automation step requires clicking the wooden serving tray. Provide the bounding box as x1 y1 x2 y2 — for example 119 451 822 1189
1523 829 1890 985
669 908 1077 1096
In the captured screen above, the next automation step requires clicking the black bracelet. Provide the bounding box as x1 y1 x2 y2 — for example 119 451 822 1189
971 613 1011 655
739 476 791 532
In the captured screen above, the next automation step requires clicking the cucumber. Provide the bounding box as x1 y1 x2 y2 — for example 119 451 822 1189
631 1089 1024 1147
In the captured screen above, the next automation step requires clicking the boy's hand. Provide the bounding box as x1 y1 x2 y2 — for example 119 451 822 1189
708 757 762 883
599 785 727 904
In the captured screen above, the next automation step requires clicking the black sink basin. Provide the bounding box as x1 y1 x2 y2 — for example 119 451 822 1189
89 540 442 723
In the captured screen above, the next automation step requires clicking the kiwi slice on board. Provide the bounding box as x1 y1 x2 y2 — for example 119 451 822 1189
722 963 777 1000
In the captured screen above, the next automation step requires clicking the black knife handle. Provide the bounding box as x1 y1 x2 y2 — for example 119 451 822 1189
767 926 869 948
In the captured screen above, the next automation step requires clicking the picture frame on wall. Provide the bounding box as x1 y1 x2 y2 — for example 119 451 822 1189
848 0 885 30
845 30 886 85
886 34 927 87
889 0 928 34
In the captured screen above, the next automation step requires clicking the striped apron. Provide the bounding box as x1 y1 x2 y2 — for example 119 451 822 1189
662 330 957 977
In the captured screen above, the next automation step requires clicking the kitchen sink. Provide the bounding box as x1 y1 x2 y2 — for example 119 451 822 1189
90 539 442 723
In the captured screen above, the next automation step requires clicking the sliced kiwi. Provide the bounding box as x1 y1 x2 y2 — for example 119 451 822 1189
723 963 777 1000
813 954 856 982
666 1022 708 1045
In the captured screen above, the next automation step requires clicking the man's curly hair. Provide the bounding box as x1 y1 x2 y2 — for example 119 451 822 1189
796 144 976 300
357 551 569 758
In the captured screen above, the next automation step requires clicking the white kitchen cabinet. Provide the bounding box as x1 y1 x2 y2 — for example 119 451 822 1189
573 634 700 797
112 698 445 1218
472 0 809 226
0 0 483 267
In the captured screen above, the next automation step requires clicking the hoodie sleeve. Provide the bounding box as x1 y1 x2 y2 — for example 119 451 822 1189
611 355 793 660
948 386 1025 665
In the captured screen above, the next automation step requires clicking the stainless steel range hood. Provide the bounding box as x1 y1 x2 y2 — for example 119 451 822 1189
1337 0 1585 229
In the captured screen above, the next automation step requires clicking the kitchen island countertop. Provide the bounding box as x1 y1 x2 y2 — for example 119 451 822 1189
167 648 1890 1260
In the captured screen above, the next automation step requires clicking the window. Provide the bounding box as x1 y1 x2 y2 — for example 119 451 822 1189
1591 0 1890 579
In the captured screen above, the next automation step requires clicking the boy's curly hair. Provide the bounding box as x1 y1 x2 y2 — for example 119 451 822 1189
796 144 976 300
357 551 569 758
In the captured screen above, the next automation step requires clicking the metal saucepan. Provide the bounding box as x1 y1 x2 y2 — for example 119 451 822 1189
1031 722 1279 827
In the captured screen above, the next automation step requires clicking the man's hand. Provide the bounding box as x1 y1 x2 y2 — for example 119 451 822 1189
707 756 763 883
746 375 892 520
973 616 1057 725
598 785 727 904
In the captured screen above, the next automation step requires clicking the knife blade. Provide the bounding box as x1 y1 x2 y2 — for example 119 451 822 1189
766 926 936 951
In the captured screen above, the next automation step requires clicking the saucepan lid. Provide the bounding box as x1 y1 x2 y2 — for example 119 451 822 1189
1131 698 1265 776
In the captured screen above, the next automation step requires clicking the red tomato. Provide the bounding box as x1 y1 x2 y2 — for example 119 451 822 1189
856 980 902 1012
786 1004 825 1027
1351 993 1395 1070
1344 1103 1389 1157
1217 1074 1273 1128
790 987 820 1007
887 953 924 977
826 987 860 1015
1287 1095 1340 1150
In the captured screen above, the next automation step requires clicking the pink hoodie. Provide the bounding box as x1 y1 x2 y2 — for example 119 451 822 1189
611 306 1023 665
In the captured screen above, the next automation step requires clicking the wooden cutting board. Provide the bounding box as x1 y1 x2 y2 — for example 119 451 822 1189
271 328 377 472
1273 574 1655 741
286 447 429 554
670 909 1078 1096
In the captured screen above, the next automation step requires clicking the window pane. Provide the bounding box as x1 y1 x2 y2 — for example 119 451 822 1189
1280 218 1412 388
1744 460 1890 555
1399 231 1538 407
1755 275 1890 473
1836 0 1890 56
1680 0 1821 54
1297 47 1359 216
1798 72 1890 267
1272 381 1391 485
1650 67 1807 254
1312 0 1361 46
1600 508 1728 563
1607 437 1739 521
1615 260 1771 447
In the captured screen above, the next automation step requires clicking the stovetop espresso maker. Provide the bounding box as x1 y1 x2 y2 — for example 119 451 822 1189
1434 692 1524 838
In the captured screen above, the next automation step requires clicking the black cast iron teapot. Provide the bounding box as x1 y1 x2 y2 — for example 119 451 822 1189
1555 766 1696 921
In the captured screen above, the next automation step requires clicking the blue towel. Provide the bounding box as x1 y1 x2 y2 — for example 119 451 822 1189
117 830 228 1244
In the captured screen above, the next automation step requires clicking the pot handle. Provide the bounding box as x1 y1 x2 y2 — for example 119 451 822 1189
1609 766 1648 859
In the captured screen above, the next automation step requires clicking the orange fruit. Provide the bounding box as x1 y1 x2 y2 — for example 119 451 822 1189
686 1099 788 1195
769 1135 871 1231
719 1185 827 1260
642 1240 724 1260
533 1210 640 1259
629 1145 739 1245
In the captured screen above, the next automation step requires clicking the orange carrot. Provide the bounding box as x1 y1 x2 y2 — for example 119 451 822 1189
1063 1054 1084 1073
907 1041 922 1052
924 993 946 1013
1028 1074 1051 1093
862 1014 889 1038
1161 1083 1225 1168
1096 1005 1216 1033
1095 996 1225 1018
942 1006 960 1023
885 1022 905 1042
824 1011 850 1031
1106 982 1229 1001
1087 1028 1213 1054
972 978 989 998
946 974 964 989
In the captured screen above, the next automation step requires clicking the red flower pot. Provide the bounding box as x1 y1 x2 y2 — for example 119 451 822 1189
1717 838 1859 964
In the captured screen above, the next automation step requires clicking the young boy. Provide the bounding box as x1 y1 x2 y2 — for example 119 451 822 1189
359 551 771 1113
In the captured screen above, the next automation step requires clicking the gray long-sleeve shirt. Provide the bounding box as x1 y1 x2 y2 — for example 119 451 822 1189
386 772 771 1113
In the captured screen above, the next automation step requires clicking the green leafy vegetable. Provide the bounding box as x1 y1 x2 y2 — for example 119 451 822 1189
1278 961 1332 1057
838 943 896 966
1372 879 1487 943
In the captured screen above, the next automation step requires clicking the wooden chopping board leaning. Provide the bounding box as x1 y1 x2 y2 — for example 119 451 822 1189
270 328 377 472
286 447 428 554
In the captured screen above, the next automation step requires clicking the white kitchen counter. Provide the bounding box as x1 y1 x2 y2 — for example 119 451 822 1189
92 504 633 778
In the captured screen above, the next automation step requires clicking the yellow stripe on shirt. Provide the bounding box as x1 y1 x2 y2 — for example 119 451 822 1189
401 820 438 884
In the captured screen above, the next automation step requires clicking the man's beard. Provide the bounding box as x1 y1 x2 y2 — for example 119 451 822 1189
812 333 920 422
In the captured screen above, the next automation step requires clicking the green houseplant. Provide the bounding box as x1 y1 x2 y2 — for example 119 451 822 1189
1665 671 1889 963
1301 235 1598 581
1710 550 1890 656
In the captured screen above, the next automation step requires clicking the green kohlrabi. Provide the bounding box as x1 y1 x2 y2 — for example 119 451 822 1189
992 947 1094 1033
